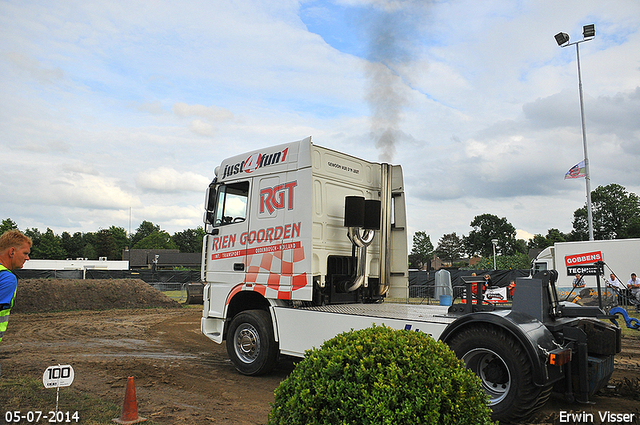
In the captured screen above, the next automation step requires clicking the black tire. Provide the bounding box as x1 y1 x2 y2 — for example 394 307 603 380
185 283 203 305
226 310 278 376
447 326 551 423
185 286 194 305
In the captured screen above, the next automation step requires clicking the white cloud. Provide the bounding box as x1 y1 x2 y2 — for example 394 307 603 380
47 174 139 209
16 168 141 210
516 229 535 241
189 119 216 137
133 204 204 230
136 167 210 193
0 0 638 244
136 101 167 115
172 102 234 122
5 52 65 84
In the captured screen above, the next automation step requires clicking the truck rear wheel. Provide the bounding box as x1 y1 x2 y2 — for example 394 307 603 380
226 309 278 376
447 326 551 423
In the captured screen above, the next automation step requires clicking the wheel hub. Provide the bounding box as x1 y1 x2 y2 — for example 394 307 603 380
482 356 509 385
235 325 260 363
462 348 511 405
239 330 256 354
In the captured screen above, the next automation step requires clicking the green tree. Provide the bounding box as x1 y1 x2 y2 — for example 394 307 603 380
527 228 568 250
108 226 129 259
514 239 527 256
61 232 85 259
571 207 589 241
95 229 117 259
133 231 178 250
172 227 205 253
409 231 434 270
435 232 465 263
626 216 640 238
131 221 161 247
0 218 18 234
82 243 97 259
24 228 42 258
474 253 530 270
29 228 66 259
572 183 640 240
464 214 521 257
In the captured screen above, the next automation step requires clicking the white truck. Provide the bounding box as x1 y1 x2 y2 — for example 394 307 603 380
200 137 620 422
532 239 640 296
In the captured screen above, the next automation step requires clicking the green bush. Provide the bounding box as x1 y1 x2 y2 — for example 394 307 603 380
268 325 495 425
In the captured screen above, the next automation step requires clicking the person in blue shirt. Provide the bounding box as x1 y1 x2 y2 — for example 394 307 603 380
0 230 32 345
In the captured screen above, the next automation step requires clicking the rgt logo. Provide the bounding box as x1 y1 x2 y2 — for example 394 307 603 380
260 181 297 214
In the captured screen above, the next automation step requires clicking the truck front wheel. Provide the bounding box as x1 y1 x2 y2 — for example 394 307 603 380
226 309 278 376
447 326 551 422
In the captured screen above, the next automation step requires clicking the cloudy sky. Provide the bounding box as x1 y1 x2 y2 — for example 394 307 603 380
1 0 639 246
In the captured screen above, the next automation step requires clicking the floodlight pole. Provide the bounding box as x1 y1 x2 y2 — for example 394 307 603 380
574 41 594 241
491 239 498 270
556 25 595 241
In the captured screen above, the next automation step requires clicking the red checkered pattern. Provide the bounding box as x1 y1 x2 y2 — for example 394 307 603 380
245 244 308 300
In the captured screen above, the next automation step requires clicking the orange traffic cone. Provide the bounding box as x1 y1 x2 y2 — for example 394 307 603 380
113 376 147 424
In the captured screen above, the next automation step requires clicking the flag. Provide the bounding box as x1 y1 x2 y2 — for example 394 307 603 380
564 160 586 179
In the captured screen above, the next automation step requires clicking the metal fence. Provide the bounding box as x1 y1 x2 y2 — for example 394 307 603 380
408 269 529 301
145 282 190 303
15 269 201 283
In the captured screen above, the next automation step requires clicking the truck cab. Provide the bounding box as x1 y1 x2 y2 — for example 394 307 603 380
200 137 408 345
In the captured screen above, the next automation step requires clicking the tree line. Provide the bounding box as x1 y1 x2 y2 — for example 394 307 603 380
410 183 640 270
3 183 638 266
0 219 205 261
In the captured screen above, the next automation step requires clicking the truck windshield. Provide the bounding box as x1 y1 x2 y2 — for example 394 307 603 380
533 262 548 274
207 181 249 229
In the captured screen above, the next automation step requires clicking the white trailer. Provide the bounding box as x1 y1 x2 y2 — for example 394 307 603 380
200 137 620 422
532 239 640 291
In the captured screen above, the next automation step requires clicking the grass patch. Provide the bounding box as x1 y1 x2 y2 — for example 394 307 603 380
162 289 186 302
0 376 159 425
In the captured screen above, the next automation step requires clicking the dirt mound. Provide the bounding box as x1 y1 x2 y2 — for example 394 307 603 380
13 279 181 313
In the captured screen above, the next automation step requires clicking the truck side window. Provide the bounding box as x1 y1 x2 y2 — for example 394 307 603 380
213 181 249 227
533 262 548 274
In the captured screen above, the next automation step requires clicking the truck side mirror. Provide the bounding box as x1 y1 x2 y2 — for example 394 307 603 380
363 199 381 230
344 196 381 230
205 183 217 213
204 181 220 235
343 197 381 230
344 196 365 228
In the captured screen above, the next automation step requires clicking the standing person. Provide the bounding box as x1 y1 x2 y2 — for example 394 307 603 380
0 230 32 344
483 274 493 289
572 273 585 288
470 272 479 295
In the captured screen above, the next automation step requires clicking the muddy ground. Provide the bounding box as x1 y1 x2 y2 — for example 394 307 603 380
1 280 639 425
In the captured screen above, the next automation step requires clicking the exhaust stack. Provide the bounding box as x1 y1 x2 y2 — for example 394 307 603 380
344 196 381 292
378 163 392 296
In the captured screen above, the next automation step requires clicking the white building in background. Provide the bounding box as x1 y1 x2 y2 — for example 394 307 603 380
23 258 129 270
